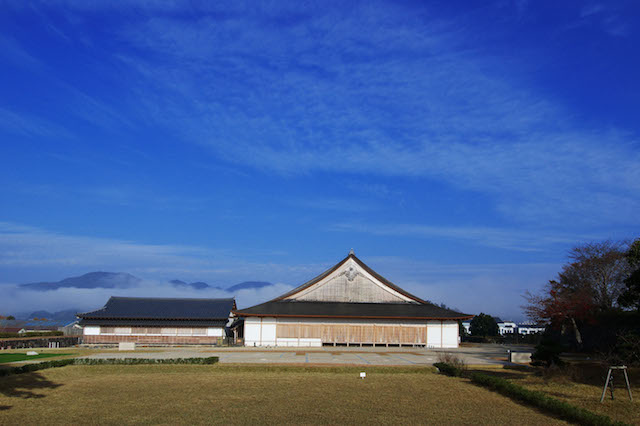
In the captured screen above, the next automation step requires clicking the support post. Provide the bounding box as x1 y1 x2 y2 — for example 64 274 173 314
600 369 612 402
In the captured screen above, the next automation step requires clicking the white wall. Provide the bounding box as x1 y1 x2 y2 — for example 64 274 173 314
427 321 442 348
244 317 262 346
261 318 277 346
442 322 459 348
244 317 277 346
244 318 460 348
84 326 100 335
207 327 224 337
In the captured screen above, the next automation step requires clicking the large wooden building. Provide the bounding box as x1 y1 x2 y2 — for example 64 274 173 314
234 251 472 348
78 296 235 345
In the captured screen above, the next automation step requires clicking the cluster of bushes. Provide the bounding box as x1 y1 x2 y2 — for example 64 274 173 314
433 362 622 426
0 331 64 338
0 356 219 376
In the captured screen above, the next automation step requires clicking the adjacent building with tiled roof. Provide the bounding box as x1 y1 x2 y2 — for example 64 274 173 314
78 296 236 345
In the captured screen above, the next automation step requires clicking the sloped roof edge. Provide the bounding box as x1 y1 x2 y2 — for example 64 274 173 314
273 252 427 304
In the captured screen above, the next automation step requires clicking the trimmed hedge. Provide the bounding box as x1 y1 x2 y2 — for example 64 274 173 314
470 372 626 426
0 356 219 377
432 362 626 426
0 331 64 338
0 359 75 376
73 357 219 365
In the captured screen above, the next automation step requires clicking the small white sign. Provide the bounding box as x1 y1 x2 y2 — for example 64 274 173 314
360 372 366 379
26 351 39 356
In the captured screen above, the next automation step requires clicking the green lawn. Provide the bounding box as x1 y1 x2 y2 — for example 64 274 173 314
0 353 73 364
0 364 567 425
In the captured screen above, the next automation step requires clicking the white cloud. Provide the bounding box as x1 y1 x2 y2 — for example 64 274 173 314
101 7 640 228
331 222 601 252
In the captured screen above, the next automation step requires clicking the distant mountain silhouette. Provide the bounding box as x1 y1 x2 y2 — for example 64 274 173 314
227 281 274 292
20 272 141 291
169 279 220 290
19 309 81 324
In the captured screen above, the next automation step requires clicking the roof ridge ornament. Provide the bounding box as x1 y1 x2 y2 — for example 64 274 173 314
349 248 355 256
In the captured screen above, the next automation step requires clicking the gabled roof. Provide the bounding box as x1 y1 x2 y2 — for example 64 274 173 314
234 251 472 320
274 251 426 304
77 297 236 320
236 300 472 320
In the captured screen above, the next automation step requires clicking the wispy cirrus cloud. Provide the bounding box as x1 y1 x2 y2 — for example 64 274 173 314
97 6 640 228
3 3 638 229
331 222 603 252
0 222 321 284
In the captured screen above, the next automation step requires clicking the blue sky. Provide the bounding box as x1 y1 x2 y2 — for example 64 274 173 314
1 0 638 319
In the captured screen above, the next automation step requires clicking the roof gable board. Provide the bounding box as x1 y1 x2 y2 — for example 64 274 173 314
280 254 422 304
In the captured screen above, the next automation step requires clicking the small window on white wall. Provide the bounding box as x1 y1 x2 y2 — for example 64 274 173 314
114 327 131 335
161 328 177 335
192 328 207 336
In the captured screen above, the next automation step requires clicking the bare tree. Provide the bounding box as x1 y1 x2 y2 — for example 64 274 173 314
567 241 629 310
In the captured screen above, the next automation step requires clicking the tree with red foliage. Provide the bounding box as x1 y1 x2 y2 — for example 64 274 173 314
524 240 630 347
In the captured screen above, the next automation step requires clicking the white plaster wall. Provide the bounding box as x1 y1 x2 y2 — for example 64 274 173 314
260 318 277 346
442 322 459 348
244 317 262 346
427 321 442 348
84 326 100 336
207 327 224 337
244 317 277 346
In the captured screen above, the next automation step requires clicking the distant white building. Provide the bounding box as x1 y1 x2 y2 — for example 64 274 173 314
462 317 544 336
516 321 545 335
496 318 517 335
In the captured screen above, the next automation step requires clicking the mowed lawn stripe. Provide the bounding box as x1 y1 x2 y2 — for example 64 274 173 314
0 365 567 425
0 353 74 364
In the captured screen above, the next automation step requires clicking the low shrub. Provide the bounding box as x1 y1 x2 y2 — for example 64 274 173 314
470 372 623 426
435 352 466 374
0 356 219 376
433 362 464 377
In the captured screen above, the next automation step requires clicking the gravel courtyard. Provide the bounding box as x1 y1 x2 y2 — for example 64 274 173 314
82 343 527 366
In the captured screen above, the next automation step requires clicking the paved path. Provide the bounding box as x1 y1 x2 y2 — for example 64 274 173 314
83 344 529 366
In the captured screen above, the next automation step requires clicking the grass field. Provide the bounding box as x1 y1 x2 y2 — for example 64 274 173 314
470 365 639 425
0 353 73 364
0 364 568 425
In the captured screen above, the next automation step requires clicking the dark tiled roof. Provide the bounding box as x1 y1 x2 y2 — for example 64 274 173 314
234 301 472 320
274 252 426 304
78 318 227 327
77 297 236 320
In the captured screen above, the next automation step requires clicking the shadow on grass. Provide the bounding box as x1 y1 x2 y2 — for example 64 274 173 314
0 372 62 399
467 369 528 381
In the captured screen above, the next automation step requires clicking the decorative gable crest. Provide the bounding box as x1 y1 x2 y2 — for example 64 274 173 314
279 251 423 304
